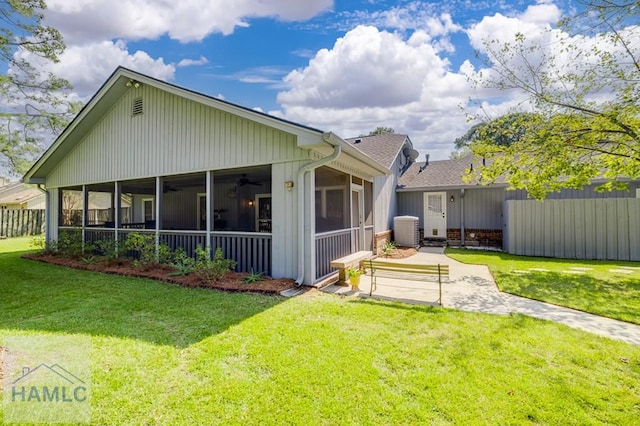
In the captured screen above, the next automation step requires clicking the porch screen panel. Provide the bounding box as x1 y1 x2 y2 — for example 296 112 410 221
315 166 349 233
87 190 114 227
59 188 83 227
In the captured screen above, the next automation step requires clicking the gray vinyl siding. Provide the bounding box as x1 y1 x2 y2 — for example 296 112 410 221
374 155 401 232
46 85 308 188
398 182 640 231
504 198 640 261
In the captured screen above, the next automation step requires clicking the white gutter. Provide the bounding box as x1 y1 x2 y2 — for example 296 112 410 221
295 133 342 285
460 188 465 246
36 184 49 242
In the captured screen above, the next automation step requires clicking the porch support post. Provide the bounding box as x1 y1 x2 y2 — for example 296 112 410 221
206 171 212 252
155 176 162 260
81 184 87 252
114 181 121 255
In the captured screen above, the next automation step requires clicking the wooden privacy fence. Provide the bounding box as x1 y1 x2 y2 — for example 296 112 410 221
504 199 640 261
0 209 45 238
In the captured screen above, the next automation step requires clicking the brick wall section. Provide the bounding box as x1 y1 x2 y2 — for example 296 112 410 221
374 230 392 255
447 228 503 247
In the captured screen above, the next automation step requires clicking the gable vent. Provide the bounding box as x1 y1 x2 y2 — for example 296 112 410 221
132 97 143 116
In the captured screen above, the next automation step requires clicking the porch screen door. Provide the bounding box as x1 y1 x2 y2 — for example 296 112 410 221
351 186 365 251
424 192 447 239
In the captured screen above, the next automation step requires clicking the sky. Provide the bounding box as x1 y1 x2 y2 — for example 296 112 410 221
18 0 587 160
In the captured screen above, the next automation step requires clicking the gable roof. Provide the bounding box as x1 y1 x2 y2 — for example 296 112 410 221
24 67 389 183
345 133 411 168
397 155 507 191
0 183 44 205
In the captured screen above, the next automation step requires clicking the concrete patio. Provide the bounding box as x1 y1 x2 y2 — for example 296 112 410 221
321 247 640 346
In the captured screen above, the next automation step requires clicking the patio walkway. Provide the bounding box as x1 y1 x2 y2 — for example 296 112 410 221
322 247 640 346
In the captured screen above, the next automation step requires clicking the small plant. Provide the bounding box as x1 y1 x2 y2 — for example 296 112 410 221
81 255 98 265
30 235 45 250
242 269 265 284
31 235 58 254
169 247 196 277
346 265 364 279
193 246 236 284
346 265 364 290
381 240 397 257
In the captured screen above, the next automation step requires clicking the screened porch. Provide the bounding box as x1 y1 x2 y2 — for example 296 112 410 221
58 166 273 275
313 166 374 281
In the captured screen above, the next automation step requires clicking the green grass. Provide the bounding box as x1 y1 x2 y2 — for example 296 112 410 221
0 236 37 254
447 248 640 325
1 238 639 424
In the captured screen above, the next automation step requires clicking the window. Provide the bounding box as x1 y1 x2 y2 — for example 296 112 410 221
636 188 640 198
142 198 154 221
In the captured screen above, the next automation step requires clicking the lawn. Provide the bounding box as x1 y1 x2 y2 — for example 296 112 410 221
1 238 639 424
447 248 640 325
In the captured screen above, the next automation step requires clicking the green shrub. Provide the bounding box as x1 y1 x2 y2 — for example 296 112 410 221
123 232 157 267
58 229 89 258
30 235 59 254
94 238 118 259
193 246 236 284
169 247 196 276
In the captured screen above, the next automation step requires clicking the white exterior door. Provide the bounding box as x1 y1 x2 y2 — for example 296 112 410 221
351 185 365 251
424 192 447 239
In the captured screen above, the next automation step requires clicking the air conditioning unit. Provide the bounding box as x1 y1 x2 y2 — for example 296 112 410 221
393 216 419 247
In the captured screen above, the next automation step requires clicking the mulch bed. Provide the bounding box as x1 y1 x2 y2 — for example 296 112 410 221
22 253 296 295
383 246 418 259
20 246 418 295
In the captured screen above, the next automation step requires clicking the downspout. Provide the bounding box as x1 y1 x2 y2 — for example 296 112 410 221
460 188 465 246
36 184 49 242
295 134 342 285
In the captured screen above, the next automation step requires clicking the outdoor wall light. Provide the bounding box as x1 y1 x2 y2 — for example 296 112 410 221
285 181 294 191
248 200 254 207
126 79 141 88
450 195 455 202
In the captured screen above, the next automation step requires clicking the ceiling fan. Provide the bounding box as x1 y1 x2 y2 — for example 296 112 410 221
163 183 181 193
238 174 262 187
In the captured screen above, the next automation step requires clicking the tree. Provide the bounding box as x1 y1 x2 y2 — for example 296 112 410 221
466 0 639 199
452 112 539 157
0 0 78 176
367 126 395 136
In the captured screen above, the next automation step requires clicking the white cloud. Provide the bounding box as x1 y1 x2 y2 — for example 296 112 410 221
49 40 175 96
177 56 209 67
275 1 629 160
278 26 451 109
275 25 474 159
45 0 333 43
466 2 561 53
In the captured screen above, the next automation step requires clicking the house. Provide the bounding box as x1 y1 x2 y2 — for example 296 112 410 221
397 155 640 261
23 67 393 286
345 133 419 246
0 183 45 210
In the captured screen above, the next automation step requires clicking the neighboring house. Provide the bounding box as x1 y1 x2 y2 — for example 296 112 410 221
0 183 45 209
397 155 640 260
24 67 391 286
